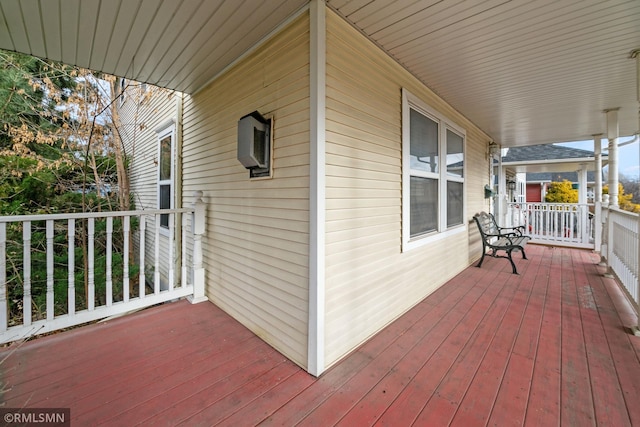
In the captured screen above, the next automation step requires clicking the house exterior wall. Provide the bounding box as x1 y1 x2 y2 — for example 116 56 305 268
121 6 493 373
323 10 491 367
180 14 311 368
526 183 543 202
119 83 181 289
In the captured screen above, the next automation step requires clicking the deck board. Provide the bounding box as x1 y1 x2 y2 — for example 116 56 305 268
1 245 638 426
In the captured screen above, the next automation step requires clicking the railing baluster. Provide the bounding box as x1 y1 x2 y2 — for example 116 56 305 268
46 220 54 320
123 216 130 302
106 217 113 306
168 213 174 291
88 218 95 311
0 208 199 344
182 213 188 287
0 223 6 332
68 219 75 316
139 215 146 298
154 215 160 294
23 221 31 326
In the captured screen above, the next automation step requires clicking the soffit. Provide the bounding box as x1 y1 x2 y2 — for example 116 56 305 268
0 0 637 148
328 0 640 147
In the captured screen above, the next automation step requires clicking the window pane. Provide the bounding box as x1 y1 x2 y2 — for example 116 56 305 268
410 109 439 173
446 129 463 178
447 181 463 227
160 184 170 228
410 176 438 236
159 135 172 181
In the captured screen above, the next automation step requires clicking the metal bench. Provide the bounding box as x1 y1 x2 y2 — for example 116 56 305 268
473 211 531 274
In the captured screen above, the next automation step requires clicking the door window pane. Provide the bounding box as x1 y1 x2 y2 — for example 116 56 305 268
159 184 170 228
159 136 172 181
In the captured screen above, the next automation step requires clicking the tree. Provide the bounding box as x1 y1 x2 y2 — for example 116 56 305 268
620 174 639 204
604 183 640 213
0 50 124 214
545 180 578 203
0 50 137 325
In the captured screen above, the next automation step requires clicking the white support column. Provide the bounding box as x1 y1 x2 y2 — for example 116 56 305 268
577 165 589 244
498 157 507 226
308 0 326 377
188 191 208 304
605 108 620 207
578 165 588 205
593 134 603 203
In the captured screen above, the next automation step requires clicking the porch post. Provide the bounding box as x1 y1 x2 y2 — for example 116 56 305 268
593 134 603 203
578 165 587 205
578 165 589 244
188 191 208 304
605 108 620 207
498 154 507 226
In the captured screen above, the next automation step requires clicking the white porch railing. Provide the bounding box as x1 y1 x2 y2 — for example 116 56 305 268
506 202 594 249
0 195 207 344
603 206 639 334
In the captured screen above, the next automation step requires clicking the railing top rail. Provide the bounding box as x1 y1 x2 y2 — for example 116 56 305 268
507 202 592 207
0 208 194 223
604 205 640 219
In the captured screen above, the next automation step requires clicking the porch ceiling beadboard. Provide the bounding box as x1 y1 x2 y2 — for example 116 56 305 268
0 0 638 147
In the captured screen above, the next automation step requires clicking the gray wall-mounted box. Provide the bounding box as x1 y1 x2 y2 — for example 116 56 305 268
237 111 270 170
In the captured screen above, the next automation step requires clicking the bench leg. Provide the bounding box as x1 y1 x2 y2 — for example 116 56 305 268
476 246 487 268
521 247 528 260
507 249 519 274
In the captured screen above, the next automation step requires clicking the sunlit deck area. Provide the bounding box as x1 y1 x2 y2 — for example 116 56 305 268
2 245 639 426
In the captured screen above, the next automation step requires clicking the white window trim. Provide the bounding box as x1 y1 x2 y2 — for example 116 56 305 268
157 124 175 236
119 78 127 106
402 88 466 252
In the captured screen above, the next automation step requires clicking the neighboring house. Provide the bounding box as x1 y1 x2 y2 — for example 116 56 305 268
525 171 600 203
500 144 607 204
117 10 492 375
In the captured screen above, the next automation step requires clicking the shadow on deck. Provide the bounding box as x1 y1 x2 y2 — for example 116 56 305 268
1 245 639 426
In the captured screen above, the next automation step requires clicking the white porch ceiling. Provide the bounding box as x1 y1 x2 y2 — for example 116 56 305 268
0 0 637 148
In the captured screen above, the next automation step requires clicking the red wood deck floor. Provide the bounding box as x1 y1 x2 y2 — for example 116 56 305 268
1 245 639 426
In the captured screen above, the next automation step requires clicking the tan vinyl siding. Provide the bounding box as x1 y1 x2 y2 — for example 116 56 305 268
118 85 181 288
181 14 311 368
324 9 491 367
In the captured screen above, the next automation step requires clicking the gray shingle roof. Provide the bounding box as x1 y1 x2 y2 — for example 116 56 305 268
526 171 601 183
502 144 601 162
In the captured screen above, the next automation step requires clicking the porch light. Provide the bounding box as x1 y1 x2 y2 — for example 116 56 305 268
507 180 517 191
488 141 500 158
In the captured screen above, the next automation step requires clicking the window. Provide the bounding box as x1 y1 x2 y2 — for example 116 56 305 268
157 125 174 229
402 89 465 250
